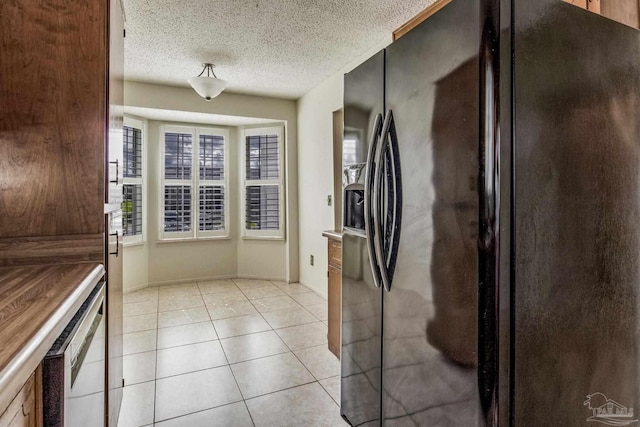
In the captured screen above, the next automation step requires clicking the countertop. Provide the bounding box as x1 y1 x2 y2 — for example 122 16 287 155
0 263 105 414
322 230 343 242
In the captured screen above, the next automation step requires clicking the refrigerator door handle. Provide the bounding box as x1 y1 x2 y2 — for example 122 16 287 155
374 110 402 292
364 113 384 289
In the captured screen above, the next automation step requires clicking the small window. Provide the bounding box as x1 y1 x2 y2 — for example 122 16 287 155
160 125 229 240
122 117 145 244
242 126 285 239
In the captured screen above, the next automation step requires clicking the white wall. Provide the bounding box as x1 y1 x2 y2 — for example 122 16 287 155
296 74 343 296
122 82 298 291
296 36 391 297
123 243 149 291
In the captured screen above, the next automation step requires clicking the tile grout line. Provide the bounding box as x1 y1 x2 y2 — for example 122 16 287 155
152 288 160 426
124 281 332 425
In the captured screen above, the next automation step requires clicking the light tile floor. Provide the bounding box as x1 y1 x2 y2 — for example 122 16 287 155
118 279 346 427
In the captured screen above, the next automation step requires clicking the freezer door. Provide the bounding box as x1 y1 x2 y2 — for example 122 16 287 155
382 0 482 425
513 2 640 425
341 50 384 427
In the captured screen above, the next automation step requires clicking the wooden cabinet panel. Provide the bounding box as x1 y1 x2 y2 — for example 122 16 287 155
0 0 106 239
106 0 125 425
328 239 342 268
327 237 342 358
328 264 341 358
0 373 38 427
106 223 123 427
393 0 452 41
601 0 639 28
564 0 588 9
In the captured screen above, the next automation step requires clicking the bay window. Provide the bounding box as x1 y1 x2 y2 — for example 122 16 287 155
242 126 285 239
122 117 145 243
160 126 229 240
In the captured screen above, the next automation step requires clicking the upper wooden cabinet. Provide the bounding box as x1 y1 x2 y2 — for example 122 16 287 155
601 0 640 28
0 0 107 240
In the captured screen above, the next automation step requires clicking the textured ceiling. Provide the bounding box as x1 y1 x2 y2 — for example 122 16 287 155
123 0 437 99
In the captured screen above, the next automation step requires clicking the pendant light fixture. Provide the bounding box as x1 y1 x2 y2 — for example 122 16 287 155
188 63 229 101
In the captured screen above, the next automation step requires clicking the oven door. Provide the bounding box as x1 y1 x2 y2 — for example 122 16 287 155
43 283 106 427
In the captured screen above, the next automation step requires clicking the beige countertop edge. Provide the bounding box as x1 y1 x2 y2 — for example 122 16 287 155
322 230 343 242
0 264 105 415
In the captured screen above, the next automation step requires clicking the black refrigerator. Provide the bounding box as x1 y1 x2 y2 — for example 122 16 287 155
340 0 640 426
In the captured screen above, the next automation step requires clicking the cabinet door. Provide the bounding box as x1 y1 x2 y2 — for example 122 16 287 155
106 213 123 427
0 0 106 239
0 374 37 427
106 0 125 426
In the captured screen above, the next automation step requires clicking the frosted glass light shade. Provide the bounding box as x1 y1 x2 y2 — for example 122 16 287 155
188 76 229 101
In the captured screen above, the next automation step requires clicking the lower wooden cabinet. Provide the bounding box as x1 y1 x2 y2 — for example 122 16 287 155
0 368 41 427
327 238 342 358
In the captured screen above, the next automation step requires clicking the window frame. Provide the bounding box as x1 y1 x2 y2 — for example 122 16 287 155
159 125 230 241
241 125 286 240
122 116 146 245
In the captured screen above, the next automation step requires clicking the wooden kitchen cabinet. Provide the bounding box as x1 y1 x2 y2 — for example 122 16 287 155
0 0 124 424
327 237 342 358
0 371 40 427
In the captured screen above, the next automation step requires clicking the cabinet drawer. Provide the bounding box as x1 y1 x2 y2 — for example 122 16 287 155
0 373 37 427
328 240 342 268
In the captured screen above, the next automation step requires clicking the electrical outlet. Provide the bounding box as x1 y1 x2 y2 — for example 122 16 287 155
310 255 314 266
327 195 332 206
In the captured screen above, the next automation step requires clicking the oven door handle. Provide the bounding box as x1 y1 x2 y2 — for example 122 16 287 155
68 286 105 387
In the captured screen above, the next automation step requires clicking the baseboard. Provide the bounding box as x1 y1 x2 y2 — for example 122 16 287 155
235 274 288 283
300 280 328 299
124 282 149 294
147 274 237 288
127 274 291 293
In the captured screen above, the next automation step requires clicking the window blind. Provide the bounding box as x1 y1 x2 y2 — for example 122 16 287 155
165 132 193 179
245 185 279 230
122 124 144 239
199 135 224 180
246 134 279 180
164 185 192 232
199 186 225 231
122 184 142 236
123 126 142 178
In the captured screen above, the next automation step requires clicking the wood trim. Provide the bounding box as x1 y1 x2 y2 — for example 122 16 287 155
35 364 42 427
563 0 601 14
393 0 452 41
0 234 103 267
601 0 639 28
332 109 344 230
564 0 588 9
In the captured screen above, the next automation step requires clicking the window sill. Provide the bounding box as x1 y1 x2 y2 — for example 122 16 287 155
241 236 286 242
157 236 232 244
123 241 146 248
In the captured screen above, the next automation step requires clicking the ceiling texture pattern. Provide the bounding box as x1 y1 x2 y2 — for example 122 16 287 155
123 0 436 99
